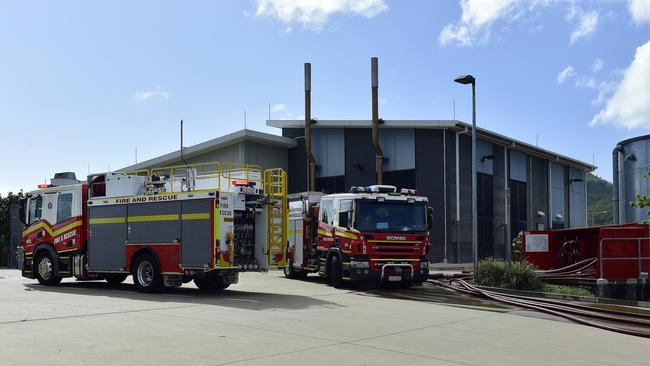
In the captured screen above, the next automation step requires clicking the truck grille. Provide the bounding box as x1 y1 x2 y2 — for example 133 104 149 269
370 241 419 254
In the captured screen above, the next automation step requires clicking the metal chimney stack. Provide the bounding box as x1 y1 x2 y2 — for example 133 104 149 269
305 63 316 191
371 57 383 185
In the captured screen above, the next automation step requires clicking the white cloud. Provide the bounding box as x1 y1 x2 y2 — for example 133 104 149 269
629 0 650 24
271 103 286 112
591 41 650 129
133 86 169 102
439 0 519 46
567 6 599 44
591 58 604 72
556 65 574 84
255 0 388 29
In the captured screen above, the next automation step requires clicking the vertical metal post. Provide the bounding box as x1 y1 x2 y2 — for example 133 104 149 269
371 57 383 185
638 238 642 277
471 82 478 272
305 63 316 192
455 131 461 262
505 147 511 261
443 130 448 263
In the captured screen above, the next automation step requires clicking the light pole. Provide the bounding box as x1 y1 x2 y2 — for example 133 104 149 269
454 74 477 274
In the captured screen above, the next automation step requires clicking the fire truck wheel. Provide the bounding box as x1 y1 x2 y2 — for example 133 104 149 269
104 274 128 285
34 251 62 286
194 274 229 291
284 259 307 279
132 253 162 292
328 255 343 288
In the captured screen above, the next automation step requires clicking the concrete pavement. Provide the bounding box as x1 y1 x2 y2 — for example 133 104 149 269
0 269 648 366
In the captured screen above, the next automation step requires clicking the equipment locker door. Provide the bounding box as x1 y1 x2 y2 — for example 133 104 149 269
181 199 213 268
88 204 127 271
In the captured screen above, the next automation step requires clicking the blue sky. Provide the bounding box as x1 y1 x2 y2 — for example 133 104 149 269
1 0 649 195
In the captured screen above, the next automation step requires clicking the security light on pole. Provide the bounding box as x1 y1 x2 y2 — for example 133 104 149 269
454 74 478 273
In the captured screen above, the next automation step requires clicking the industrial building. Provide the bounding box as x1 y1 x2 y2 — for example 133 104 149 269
122 120 595 264
613 135 650 224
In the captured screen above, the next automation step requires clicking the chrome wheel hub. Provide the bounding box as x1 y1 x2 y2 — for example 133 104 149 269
38 257 52 280
137 261 154 287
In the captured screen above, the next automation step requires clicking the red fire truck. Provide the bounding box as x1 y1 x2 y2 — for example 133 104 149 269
284 185 433 287
18 162 287 292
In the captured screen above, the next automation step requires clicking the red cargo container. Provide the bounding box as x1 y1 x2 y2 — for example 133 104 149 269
521 224 650 280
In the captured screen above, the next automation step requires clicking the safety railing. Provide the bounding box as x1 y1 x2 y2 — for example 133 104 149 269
117 161 264 194
599 237 650 280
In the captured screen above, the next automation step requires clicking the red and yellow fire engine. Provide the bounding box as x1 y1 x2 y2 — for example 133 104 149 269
18 162 287 292
284 185 432 287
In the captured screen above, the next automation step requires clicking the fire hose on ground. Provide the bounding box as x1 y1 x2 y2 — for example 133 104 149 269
429 278 650 338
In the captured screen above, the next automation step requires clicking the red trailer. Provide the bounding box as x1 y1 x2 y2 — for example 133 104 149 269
521 224 650 280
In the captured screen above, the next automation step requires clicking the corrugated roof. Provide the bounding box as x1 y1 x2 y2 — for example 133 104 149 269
267 119 596 171
119 129 296 172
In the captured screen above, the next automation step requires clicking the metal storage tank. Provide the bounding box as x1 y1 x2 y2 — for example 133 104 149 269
613 135 650 223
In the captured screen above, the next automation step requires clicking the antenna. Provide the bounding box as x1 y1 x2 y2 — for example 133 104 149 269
135 147 138 164
180 119 188 164
244 110 247 130
453 99 456 120
87 162 90 175
536 132 539 146
268 103 271 121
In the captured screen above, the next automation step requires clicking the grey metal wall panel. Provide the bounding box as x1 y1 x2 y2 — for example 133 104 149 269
88 205 127 271
344 129 375 188
181 199 213 268
529 156 549 230
492 146 506 259
550 162 566 224
242 142 289 171
476 139 494 175
380 128 415 171
569 168 586 227
510 150 527 182
445 130 460 263
283 128 307 193
313 128 345 177
127 202 181 244
415 129 444 262
457 134 473 263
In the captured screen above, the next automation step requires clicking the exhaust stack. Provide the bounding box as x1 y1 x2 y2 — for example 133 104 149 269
305 63 316 191
371 57 383 185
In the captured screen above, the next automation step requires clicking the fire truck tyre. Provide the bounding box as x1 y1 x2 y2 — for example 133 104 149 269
284 259 307 279
35 252 62 286
132 254 162 292
328 255 343 288
104 274 128 285
194 275 229 291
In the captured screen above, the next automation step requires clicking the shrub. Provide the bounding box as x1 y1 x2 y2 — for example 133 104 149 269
475 258 542 292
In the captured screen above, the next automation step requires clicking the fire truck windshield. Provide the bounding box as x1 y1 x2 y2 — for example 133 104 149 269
354 200 427 233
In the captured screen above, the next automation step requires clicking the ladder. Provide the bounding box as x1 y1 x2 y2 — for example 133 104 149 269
264 169 287 268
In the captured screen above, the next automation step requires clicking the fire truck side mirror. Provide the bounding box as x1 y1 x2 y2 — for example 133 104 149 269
338 211 350 228
427 207 434 231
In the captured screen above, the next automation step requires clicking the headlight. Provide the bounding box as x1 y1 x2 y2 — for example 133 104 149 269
420 261 429 269
351 261 369 269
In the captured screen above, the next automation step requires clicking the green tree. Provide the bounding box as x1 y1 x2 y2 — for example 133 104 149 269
587 173 612 226
0 191 24 267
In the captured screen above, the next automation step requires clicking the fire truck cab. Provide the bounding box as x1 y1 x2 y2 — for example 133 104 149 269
285 185 433 287
19 163 288 292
